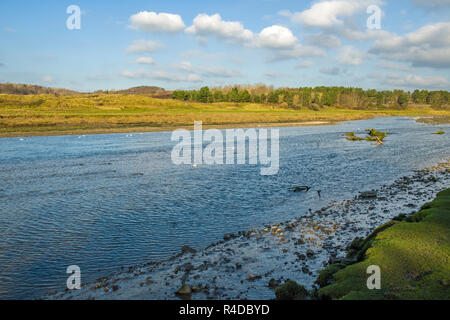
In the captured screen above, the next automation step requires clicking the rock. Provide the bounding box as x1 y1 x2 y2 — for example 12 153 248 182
295 253 306 260
235 263 242 270
246 274 262 281
244 231 253 237
290 186 311 193
328 256 342 265
360 191 377 199
306 249 315 257
112 285 119 292
192 285 202 293
181 245 196 255
182 263 194 272
224 233 237 241
275 280 308 300
268 278 281 289
176 284 192 296
285 223 296 230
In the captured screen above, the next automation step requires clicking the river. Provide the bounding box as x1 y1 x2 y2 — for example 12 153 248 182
0 117 448 299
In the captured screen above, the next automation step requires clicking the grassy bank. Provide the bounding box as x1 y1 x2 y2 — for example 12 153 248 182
1 94 449 137
317 188 450 300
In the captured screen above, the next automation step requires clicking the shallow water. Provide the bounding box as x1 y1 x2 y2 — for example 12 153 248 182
0 117 449 299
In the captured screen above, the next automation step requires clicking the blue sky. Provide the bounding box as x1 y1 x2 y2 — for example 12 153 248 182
0 0 449 91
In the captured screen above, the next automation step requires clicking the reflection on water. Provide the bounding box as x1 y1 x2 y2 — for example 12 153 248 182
0 117 449 299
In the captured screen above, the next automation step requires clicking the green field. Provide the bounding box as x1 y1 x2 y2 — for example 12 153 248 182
318 188 450 300
0 93 449 137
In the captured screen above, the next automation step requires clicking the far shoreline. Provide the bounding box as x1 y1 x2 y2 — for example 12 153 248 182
0 120 336 138
3 115 448 139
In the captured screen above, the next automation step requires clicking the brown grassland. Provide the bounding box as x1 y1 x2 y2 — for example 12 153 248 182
0 93 449 137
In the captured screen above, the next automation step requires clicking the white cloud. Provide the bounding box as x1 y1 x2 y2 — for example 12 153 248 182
120 69 202 82
126 40 164 54
120 69 151 79
195 36 209 45
186 74 202 82
185 14 299 50
291 0 380 28
335 28 392 41
295 61 314 68
269 44 326 61
281 1 387 42
319 66 342 75
185 13 254 43
129 11 185 33
152 71 202 82
386 73 449 89
264 71 291 79
174 61 193 72
135 57 155 65
42 76 54 84
337 46 366 66
377 61 416 72
198 66 244 78
278 10 292 18
264 71 279 78
175 61 244 78
180 50 225 61
412 0 450 8
86 72 112 81
305 33 342 48
369 22 450 68
255 25 298 49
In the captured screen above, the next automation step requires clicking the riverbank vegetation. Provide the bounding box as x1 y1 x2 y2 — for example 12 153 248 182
0 84 449 137
172 85 450 110
343 129 387 144
316 188 450 300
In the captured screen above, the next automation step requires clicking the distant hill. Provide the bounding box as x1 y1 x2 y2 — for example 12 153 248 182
0 83 167 96
103 86 167 95
0 83 80 95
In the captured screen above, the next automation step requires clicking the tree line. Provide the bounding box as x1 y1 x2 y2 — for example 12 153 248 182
0 83 79 96
172 86 449 110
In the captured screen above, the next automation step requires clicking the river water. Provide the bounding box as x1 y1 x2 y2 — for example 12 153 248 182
0 117 449 299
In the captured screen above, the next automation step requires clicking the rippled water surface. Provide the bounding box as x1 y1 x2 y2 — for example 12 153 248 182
0 117 449 299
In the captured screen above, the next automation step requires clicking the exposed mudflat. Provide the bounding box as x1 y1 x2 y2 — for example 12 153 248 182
48 161 450 300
